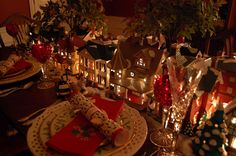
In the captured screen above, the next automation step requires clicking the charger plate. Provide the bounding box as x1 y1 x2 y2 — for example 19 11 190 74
27 101 148 156
0 60 41 85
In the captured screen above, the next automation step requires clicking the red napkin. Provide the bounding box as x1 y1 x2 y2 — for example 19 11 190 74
46 96 124 156
6 59 32 75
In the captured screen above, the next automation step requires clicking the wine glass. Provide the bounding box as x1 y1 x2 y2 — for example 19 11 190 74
31 43 55 89
163 55 207 155
150 74 173 151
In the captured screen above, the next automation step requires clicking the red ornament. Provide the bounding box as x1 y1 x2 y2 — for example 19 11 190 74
154 74 172 114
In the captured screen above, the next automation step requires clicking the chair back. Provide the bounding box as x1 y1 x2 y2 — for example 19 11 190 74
0 34 5 48
0 13 33 46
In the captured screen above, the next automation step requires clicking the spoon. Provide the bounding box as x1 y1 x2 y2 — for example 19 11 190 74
0 81 34 97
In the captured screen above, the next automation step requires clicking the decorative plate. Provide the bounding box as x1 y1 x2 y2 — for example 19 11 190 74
27 101 147 156
0 59 41 85
27 101 72 156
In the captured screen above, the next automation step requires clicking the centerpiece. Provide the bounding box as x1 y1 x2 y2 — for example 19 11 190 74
29 0 107 44
27 0 107 87
124 0 227 155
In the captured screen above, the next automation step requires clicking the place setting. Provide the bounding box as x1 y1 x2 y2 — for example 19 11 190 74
0 51 42 98
0 53 41 86
27 94 148 156
0 42 61 97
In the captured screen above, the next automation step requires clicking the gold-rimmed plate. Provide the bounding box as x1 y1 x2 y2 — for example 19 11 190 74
0 60 41 85
27 101 148 156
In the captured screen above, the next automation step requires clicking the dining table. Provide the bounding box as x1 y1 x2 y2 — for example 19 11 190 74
0 46 227 156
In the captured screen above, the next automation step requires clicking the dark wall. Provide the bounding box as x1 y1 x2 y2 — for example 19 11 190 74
102 0 144 17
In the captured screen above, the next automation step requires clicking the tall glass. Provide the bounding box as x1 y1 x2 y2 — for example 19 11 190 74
31 43 55 89
150 69 173 152
164 56 206 155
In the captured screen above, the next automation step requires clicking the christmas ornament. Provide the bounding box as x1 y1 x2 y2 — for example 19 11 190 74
192 104 228 156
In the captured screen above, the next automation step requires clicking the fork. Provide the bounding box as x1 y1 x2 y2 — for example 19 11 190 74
17 107 47 122
18 99 62 123
0 81 34 97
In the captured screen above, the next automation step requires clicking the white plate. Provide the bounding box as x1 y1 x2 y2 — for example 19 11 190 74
0 59 41 85
27 101 147 156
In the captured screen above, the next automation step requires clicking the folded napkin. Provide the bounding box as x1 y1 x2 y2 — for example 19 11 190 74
46 95 125 156
6 59 32 75
0 54 20 77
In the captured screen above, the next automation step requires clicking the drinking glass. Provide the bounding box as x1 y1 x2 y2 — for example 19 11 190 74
150 65 173 152
31 43 55 89
163 56 206 155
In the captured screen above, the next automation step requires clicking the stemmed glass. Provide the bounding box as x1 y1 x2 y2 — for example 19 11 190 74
163 55 206 155
150 54 207 155
31 42 55 89
150 72 173 153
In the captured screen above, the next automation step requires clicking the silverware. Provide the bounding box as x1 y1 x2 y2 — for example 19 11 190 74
18 99 63 125
150 149 158 156
17 107 47 123
21 117 39 126
0 81 34 97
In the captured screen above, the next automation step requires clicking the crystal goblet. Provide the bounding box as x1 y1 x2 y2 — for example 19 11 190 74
31 43 55 89
150 65 174 151
164 56 207 155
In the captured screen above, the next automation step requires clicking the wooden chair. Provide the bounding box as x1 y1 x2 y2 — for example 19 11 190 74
0 34 5 48
0 13 33 46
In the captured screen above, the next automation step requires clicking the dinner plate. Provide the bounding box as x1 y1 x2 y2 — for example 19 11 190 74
0 59 41 85
39 105 75 147
46 103 136 156
27 101 148 156
27 101 72 156
2 68 27 79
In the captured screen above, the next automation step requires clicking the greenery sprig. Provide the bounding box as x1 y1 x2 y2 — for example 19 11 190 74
29 0 106 43
125 0 227 41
